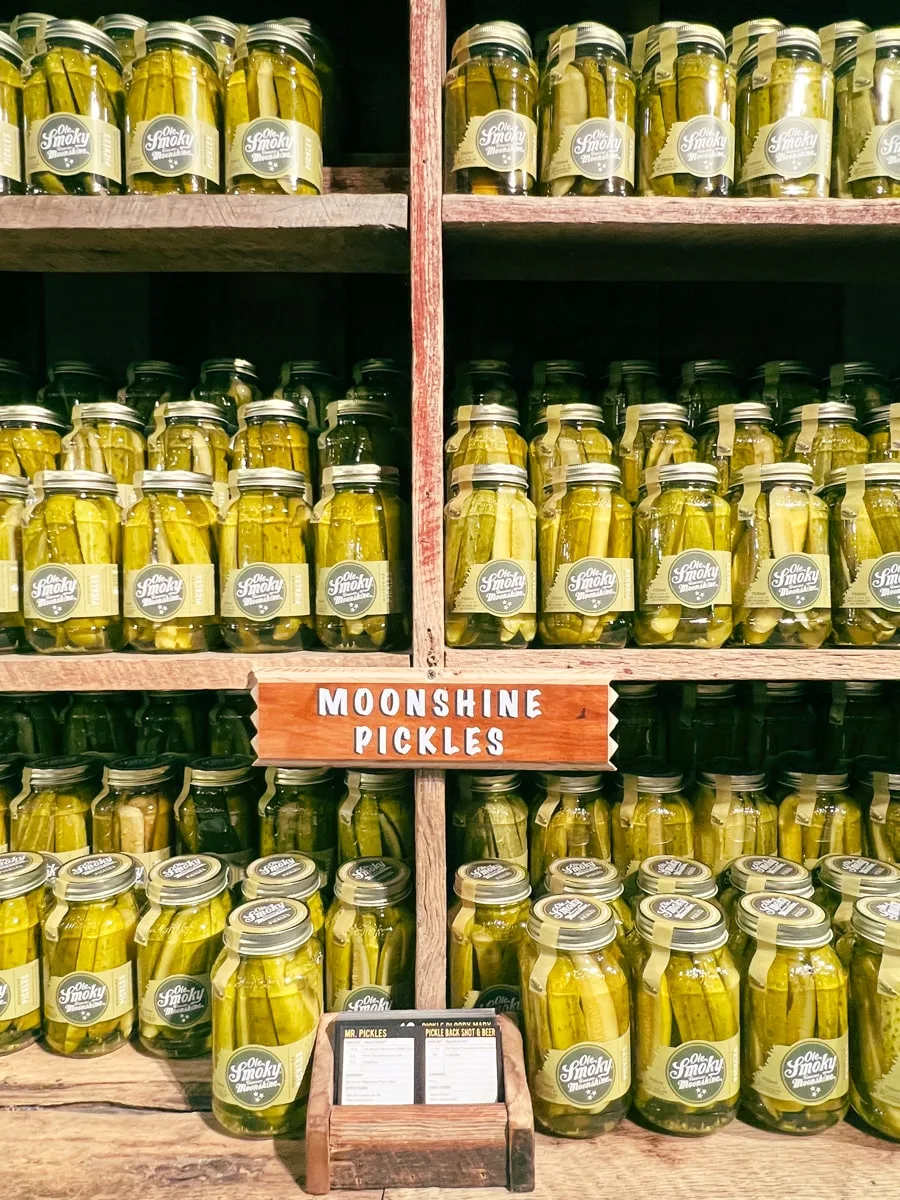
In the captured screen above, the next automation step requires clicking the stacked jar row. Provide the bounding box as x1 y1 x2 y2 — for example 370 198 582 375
445 18 900 200
448 848 900 1141
0 15 336 196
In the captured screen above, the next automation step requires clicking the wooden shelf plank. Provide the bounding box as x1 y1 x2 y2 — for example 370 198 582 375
0 650 410 692
445 647 900 682
443 195 900 281
0 188 408 274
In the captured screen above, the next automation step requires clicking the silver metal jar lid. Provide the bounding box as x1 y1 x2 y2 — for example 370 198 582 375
37 469 118 497
242 853 322 903
454 860 531 906
618 402 690 426
0 404 66 430
534 403 604 427
727 855 813 896
636 894 727 951
189 755 255 786
0 851 46 900
547 22 626 63
145 853 229 906
54 852 138 903
451 21 533 64
536 772 604 795
73 402 144 430
239 398 307 425
636 855 717 898
224 897 313 956
233 467 308 496
143 20 217 70
323 464 400 489
201 357 258 378
451 403 520 427
544 857 624 901
783 402 858 426
700 402 773 426
244 21 315 70
817 854 900 897
852 895 900 946
137 469 214 496
738 25 822 72
334 858 412 907
44 18 122 68
450 464 528 490
735 892 832 947
157 400 230 427
527 894 617 952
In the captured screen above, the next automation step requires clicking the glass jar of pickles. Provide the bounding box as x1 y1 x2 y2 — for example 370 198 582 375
61 691 131 758
823 682 894 766
746 681 817 769
177 757 258 883
815 854 900 955
692 770 777 874
528 772 609 888
43 852 138 1056
600 361 666 437
0 405 63 480
634 894 740 1134
538 463 633 649
529 404 613 504
147 402 230 482
242 853 324 938
526 361 589 436
318 398 399 471
212 897 322 1135
718 854 814 942
0 474 27 652
445 464 536 649
819 20 871 70
219 468 315 653
136 853 230 1057
825 464 900 646
194 359 260 431
782 403 868 486
209 690 254 757
279 19 338 155
615 403 695 505
93 756 180 869
452 360 517 417
539 22 636 197
325 858 415 1011
449 860 530 1013
134 690 207 759
259 767 338 887
11 13 50 61
0 33 23 196
834 32 900 198
864 406 900 463
23 470 123 655
95 14 145 67
828 363 891 420
697 403 782 495
41 361 111 420
24 20 125 195
731 463 831 648
0 693 58 757
777 768 863 867
748 360 819 424
863 769 900 865
444 22 538 196
123 470 220 653
338 770 413 869
230 399 313 494
119 361 187 426
314 464 409 652
226 22 323 197
737 892 848 1132
612 683 667 770
611 770 694 878
677 361 741 425
352 360 411 424
736 28 834 197
187 16 238 78
277 360 338 434
520 894 632 1137
61 403 145 485
125 21 222 196
543 856 635 949
10 755 95 862
445 404 527 484
0 850 45 1054
452 773 528 870
849 896 900 1139
667 683 747 776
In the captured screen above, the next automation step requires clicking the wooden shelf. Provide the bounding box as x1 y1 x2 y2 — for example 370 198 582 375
443 195 900 281
0 650 410 692
445 647 900 682
4 1042 896 1200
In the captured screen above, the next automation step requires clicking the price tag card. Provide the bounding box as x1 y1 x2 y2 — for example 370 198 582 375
422 1015 500 1105
335 1017 418 1106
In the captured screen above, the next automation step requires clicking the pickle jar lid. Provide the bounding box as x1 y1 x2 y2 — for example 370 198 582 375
0 851 46 900
73 402 145 430
324 464 400 490
637 856 717 899
468 772 521 793
533 359 587 378
843 681 884 694
682 358 738 378
654 462 719 488
137 469 214 496
451 403 520 427
107 755 180 790
550 462 623 493
454 860 531 906
0 404 66 430
0 29 24 63
242 853 322 903
450 464 528 491
200 357 258 380
353 358 408 380
280 359 335 381
278 18 332 60
96 14 147 35
48 360 106 379
35 469 118 497
54 852 138 903
832 362 886 381
346 769 409 793
547 22 626 62
143 20 217 69
127 360 186 381
784 402 858 426
158 400 230 427
537 772 604 794
239 398 307 425
273 766 334 786
615 682 658 697
777 769 849 792
528 894 617 952
187 15 239 43
764 681 808 696
735 462 815 491
825 462 900 490
328 397 394 422
11 12 52 37
607 359 661 380
750 359 816 381
234 467 308 497
224 897 313 956
545 857 624 900
735 892 832 947
698 769 767 791
647 23 726 59
145 853 229 906
835 28 900 73
859 765 900 790
614 769 683 795
534 403 604 427
863 406 900 429
620 402 690 427
44 19 122 68
190 755 255 787
700 402 773 427
0 473 29 500
695 682 737 697
727 17 784 48
245 21 315 70
451 21 533 64
727 855 813 896
851 895 900 946
817 854 900 898
26 754 96 788
738 26 822 72
636 894 727 951
334 858 411 907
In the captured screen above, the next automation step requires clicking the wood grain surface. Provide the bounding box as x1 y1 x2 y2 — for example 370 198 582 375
415 769 447 1009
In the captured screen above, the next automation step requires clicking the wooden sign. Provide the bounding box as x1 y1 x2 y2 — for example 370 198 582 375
252 673 615 769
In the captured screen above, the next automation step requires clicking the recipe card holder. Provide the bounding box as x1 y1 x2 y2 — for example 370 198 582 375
305 1012 535 1194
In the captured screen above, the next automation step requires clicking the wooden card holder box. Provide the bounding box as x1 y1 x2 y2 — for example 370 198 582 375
304 1013 535 1194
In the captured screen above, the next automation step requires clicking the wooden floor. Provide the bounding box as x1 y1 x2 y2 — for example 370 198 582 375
2 1043 896 1200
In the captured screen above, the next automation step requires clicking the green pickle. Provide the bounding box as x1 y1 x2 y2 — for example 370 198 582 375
528 772 610 888
135 690 207 759
43 852 138 1056
259 767 338 889
748 360 819 424
325 858 415 1011
445 404 527 485
92 756 180 870
782 402 867 486
834 31 900 198
612 683 667 770
444 22 538 196
829 364 891 422
230 400 313 498
147 402 229 482
0 692 59 757
822 682 893 766
737 892 848 1132
600 361 666 437
212 897 322 1135
125 21 222 196
677 361 741 425
338 770 413 870
23 20 125 196
136 853 230 1057
692 770 777 875
611 769 693 878
449 860 530 1014
22 470 123 655
11 755 95 861
313 464 409 651
120 361 187 427
318 398 401 472
0 475 28 651
62 691 132 758
242 853 325 939
614 403 695 506
520 895 632 1136
0 33 24 195
209 690 255 758
0 405 64 480
539 22 636 197
697 403 783 495
529 403 613 506
849 896 900 1140
527 360 589 438
667 683 747 776
718 855 814 962
634 894 740 1134
61 403 145 485
94 14 145 68
777 768 863 868
187 16 238 79
453 773 528 871
176 756 258 884
194 359 260 431
0 850 45 1054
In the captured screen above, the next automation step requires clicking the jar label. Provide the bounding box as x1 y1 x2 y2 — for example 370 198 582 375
641 1034 739 1107
0 118 21 183
545 118 635 185
464 983 521 1016
651 116 734 181
128 116 220 184
337 983 393 1013
228 118 324 194
222 563 311 621
45 964 134 1026
544 557 634 615
125 564 216 621
142 972 211 1029
28 114 122 183
534 1030 631 1112
841 552 900 613
751 1034 848 1105
644 550 732 609
0 559 19 614
848 121 900 183
317 561 404 619
213 1030 316 1111
0 958 40 1020
452 109 538 176
739 117 831 184
24 563 119 622
452 558 537 617
743 554 831 613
